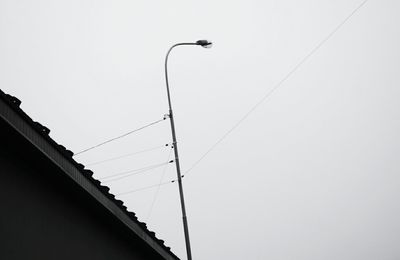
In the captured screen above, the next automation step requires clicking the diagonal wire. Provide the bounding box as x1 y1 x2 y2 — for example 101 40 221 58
115 180 175 196
184 0 369 176
74 116 168 156
146 147 174 221
101 161 174 183
114 175 183 196
99 161 173 181
86 143 171 166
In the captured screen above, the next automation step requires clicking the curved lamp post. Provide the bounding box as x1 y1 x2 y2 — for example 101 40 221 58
164 40 212 260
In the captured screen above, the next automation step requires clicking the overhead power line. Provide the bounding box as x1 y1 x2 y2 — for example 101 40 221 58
114 175 184 196
86 143 171 166
115 180 175 196
74 116 168 156
99 162 168 180
183 0 369 176
101 160 175 183
146 147 174 221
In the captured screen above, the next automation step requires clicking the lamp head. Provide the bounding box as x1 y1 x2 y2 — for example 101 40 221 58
196 40 213 48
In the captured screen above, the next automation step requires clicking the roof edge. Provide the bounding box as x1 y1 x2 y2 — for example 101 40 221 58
0 89 179 260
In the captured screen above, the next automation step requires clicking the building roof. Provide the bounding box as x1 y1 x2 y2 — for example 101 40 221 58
0 89 179 260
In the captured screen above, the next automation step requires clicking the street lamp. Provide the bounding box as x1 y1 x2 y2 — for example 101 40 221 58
164 40 212 260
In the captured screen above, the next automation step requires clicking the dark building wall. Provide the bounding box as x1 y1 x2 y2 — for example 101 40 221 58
0 118 165 260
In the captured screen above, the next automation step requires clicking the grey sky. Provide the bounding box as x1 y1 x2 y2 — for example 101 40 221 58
1 0 400 259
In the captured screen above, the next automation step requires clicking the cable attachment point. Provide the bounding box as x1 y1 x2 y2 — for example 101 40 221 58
163 114 170 120
169 160 174 163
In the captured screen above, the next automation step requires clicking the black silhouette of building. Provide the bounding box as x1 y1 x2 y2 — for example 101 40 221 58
0 89 179 260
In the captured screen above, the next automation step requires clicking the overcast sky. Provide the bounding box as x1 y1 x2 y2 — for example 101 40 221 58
1 0 400 259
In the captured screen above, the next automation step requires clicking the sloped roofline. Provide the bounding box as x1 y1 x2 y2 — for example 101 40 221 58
0 89 179 260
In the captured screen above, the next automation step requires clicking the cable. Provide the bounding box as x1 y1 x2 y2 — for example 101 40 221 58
146 147 174 221
74 116 168 156
99 162 168 180
101 164 167 183
184 0 369 176
114 175 184 196
86 144 171 166
100 161 173 180
101 160 174 183
115 180 175 196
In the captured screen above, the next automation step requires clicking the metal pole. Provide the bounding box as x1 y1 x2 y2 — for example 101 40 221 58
164 43 197 260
